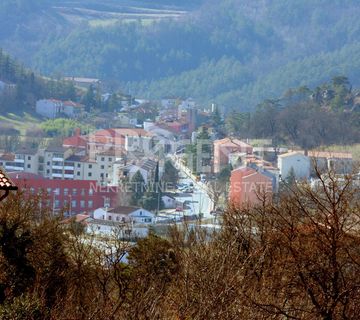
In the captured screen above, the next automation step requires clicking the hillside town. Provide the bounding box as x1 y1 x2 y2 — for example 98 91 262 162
0 91 354 239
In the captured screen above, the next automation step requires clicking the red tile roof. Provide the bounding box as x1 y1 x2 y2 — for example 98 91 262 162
0 168 17 190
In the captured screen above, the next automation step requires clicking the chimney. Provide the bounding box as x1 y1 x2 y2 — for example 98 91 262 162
75 128 81 136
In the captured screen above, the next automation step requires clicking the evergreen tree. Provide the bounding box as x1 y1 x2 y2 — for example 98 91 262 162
130 170 146 206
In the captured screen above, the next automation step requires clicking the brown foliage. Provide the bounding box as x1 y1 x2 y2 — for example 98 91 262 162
1 171 360 319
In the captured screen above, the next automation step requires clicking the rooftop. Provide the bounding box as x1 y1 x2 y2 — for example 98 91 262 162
0 167 17 190
107 206 142 215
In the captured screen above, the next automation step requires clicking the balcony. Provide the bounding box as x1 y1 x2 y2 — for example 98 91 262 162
5 166 24 171
52 157 64 162
52 173 63 178
64 174 74 179
52 165 64 170
14 158 25 163
64 166 74 170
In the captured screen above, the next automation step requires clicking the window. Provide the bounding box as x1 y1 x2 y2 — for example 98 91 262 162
89 189 94 196
88 200 93 208
30 187 35 194
54 188 60 195
108 215 112 221
64 188 69 196
71 200 77 208
77 172 80 176
108 157 112 162
100 173 104 178
47 161 50 165
27 156 31 160
145 218 152 223
139 211 142 216
27 164 31 169
54 200 60 208
101 157 105 161
81 189 85 196
88 164 92 169
47 187 52 194
80 200 85 208
116 216 120 221
101 165 104 169
77 163 81 168
88 172 92 177
72 188 77 195
102 215 105 220
46 169 50 174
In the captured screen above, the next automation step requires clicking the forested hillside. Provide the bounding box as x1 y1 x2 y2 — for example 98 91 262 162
0 49 76 113
2 0 360 110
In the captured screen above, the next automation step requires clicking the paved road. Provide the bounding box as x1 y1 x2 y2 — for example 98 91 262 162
171 156 214 218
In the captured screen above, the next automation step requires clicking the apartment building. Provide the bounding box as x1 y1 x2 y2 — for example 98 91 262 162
0 148 38 174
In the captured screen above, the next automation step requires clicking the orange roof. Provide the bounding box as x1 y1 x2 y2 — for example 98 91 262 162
63 135 87 148
214 137 252 148
63 101 84 108
0 153 15 161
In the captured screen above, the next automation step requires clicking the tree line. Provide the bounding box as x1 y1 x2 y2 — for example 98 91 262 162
224 76 360 149
1 167 360 319
0 49 77 113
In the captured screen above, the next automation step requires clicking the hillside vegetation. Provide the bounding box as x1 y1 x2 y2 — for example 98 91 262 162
2 1 360 110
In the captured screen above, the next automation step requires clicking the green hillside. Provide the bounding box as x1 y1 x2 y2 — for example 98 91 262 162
2 0 360 110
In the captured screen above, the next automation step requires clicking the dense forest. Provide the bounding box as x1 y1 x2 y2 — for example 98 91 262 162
15 0 360 111
3 0 360 111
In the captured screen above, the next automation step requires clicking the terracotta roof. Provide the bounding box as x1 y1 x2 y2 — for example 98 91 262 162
0 153 15 161
63 135 87 148
0 167 17 190
62 214 91 225
214 137 252 148
63 100 84 108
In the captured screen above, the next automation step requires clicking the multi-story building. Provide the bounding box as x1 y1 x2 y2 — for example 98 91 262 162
42 146 74 180
9 172 118 215
213 138 253 173
0 148 38 174
35 99 84 119
229 166 273 208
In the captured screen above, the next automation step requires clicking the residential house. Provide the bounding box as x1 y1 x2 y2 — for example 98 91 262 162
63 101 84 118
161 194 177 209
213 138 253 173
277 151 311 181
36 99 63 119
63 128 87 149
113 158 158 185
93 206 154 224
307 151 353 175
229 166 273 208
